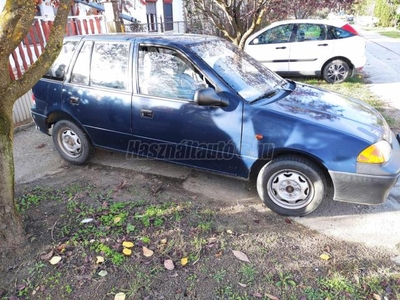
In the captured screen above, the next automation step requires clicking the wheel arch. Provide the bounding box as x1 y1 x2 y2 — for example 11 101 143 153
321 56 354 75
249 149 333 189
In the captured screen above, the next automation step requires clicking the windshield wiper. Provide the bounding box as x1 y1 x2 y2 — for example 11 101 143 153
249 88 278 103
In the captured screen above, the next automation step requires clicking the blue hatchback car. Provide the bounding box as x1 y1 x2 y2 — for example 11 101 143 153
31 34 400 217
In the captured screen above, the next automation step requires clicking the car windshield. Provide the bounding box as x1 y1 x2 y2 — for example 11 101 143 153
188 39 284 102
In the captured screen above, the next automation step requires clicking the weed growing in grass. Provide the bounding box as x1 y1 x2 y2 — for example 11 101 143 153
238 264 258 285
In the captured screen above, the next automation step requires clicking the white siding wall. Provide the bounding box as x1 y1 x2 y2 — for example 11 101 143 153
13 91 33 125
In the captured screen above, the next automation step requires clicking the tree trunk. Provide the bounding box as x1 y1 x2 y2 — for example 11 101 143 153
0 104 26 250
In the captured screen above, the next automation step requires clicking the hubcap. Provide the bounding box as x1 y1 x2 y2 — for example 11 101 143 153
267 170 314 210
58 128 82 158
327 63 347 83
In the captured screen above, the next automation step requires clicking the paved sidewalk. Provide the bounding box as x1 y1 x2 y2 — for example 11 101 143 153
360 28 400 109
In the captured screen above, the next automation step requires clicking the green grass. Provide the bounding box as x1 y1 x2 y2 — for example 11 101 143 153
378 30 400 38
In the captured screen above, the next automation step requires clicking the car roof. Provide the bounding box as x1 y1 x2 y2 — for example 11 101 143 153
269 19 347 27
64 33 221 47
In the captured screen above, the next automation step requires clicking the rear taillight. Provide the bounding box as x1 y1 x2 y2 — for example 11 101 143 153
341 23 359 36
31 93 35 105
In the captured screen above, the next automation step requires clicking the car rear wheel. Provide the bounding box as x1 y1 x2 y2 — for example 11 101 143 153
52 120 92 165
256 155 327 216
322 59 350 84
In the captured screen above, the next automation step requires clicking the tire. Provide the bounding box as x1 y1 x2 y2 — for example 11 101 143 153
52 120 92 165
322 59 350 84
256 155 327 217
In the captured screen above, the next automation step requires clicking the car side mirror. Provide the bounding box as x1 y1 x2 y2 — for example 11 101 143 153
194 88 229 107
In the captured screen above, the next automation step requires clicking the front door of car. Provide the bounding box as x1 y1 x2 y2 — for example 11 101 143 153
289 23 334 74
61 40 133 151
129 45 243 175
245 24 294 72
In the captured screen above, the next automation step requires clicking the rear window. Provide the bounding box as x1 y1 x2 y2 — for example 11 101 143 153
327 25 357 39
43 41 78 80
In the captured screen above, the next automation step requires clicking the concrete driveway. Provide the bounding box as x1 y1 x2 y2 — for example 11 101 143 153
14 29 400 258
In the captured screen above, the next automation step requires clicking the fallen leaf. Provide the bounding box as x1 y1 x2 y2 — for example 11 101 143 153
226 230 233 234
122 248 132 256
372 294 381 300
232 250 250 262
143 247 154 257
238 282 247 287
215 250 223 258
285 218 292 224
160 238 168 244
80 218 94 224
122 241 134 248
252 292 263 298
57 244 66 252
117 179 127 190
320 253 331 260
114 292 126 300
164 259 175 270
36 143 46 149
265 292 279 300
98 270 108 277
114 216 121 224
207 237 218 243
40 250 54 261
49 256 62 265
181 257 188 266
96 256 104 264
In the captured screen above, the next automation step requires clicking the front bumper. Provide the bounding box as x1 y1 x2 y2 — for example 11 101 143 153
329 133 400 205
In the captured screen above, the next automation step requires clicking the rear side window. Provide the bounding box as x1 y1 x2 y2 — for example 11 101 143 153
44 41 78 80
91 42 130 90
70 41 92 85
295 24 326 42
327 26 355 39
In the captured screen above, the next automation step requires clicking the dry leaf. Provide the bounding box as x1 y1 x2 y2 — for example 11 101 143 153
372 294 381 300
232 250 250 262
117 180 127 190
122 248 132 256
80 218 94 224
114 292 126 300
320 253 331 260
40 250 54 261
265 293 279 300
181 257 188 266
122 241 134 248
114 216 121 224
238 282 247 287
226 230 233 234
49 256 62 265
252 292 263 298
215 250 223 258
143 247 154 257
160 238 168 244
164 259 175 270
96 256 104 264
98 270 108 277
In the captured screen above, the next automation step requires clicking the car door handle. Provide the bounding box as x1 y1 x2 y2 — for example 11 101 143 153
275 46 286 49
140 109 154 119
70 96 79 105
318 43 328 46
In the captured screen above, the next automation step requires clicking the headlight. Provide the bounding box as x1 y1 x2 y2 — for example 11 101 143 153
357 141 392 164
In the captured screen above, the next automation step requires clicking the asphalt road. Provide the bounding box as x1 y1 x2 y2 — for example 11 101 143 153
13 29 400 259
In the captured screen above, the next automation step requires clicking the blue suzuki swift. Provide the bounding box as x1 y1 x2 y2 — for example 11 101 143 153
31 34 400 217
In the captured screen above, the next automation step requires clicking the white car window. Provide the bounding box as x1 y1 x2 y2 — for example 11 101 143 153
296 24 326 42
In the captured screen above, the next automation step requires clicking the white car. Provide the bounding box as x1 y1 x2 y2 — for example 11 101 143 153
244 19 366 83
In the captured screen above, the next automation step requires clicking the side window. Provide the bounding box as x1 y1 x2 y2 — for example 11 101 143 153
251 24 294 45
138 46 207 100
44 41 78 80
70 41 92 85
327 26 354 39
296 24 326 42
91 42 130 90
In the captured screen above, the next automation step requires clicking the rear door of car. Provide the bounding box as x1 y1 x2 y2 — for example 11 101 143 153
288 23 334 74
61 39 133 151
129 43 244 175
245 23 294 72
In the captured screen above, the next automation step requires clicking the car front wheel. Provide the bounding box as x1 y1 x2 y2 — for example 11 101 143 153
257 155 327 216
52 120 92 165
322 59 350 84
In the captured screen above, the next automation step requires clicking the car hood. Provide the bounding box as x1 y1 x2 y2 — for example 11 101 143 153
266 83 390 143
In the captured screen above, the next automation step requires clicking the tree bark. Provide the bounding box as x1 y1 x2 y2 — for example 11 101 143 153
0 0 71 251
0 105 25 249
